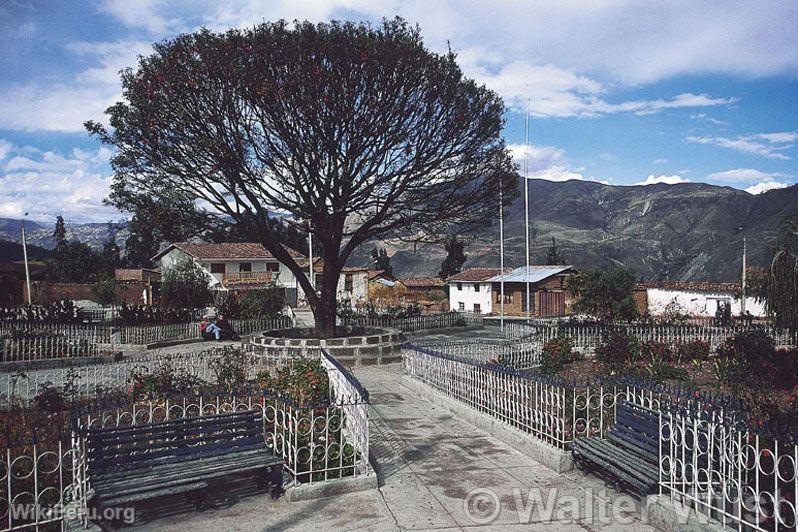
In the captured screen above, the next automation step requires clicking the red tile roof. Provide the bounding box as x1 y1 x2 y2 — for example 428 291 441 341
155 242 304 261
399 277 446 288
637 280 741 294
446 268 508 282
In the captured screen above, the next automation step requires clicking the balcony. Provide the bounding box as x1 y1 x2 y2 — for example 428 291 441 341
222 271 274 285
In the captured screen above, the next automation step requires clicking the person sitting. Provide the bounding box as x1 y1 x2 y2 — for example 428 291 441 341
216 314 233 338
204 316 223 341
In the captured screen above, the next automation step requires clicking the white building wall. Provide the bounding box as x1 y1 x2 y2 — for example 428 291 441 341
157 250 297 289
448 281 492 314
647 288 766 317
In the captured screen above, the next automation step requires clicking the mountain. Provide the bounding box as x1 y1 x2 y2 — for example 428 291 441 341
0 218 128 253
0 239 52 262
2 180 796 281
352 179 798 281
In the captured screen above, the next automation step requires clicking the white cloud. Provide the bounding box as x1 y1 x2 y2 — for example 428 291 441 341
0 40 151 132
199 1 798 84
706 168 788 183
685 132 796 160
653 158 668 164
0 142 118 222
0 139 11 161
98 0 180 35
745 181 791 195
508 143 590 183
460 56 735 118
633 174 690 186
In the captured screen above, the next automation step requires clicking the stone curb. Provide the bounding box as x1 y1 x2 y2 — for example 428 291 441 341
401 375 573 473
285 473 379 502
645 495 727 531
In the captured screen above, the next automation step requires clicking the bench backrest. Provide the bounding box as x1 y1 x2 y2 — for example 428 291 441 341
609 401 660 461
86 410 264 476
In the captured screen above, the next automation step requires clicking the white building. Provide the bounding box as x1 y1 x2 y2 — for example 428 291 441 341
152 243 368 307
637 281 766 318
447 268 503 314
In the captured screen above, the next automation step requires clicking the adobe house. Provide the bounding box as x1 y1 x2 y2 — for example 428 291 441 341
486 265 577 317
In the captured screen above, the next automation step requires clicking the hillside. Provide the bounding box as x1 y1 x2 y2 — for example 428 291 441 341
353 179 798 281
2 180 796 281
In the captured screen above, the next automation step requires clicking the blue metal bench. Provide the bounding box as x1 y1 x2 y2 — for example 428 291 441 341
571 401 660 496
85 410 283 517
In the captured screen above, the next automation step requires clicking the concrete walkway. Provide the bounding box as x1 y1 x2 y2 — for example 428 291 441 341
131 363 656 531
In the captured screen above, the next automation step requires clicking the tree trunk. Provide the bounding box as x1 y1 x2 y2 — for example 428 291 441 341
312 250 342 338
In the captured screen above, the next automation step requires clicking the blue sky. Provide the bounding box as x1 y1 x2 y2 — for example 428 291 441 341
0 0 796 223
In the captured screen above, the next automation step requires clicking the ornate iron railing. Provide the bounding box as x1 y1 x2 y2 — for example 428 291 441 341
505 321 796 350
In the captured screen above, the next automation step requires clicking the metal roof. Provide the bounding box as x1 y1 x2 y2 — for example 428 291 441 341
486 265 573 283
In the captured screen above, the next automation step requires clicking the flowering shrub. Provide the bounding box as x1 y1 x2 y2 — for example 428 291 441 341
257 357 330 405
675 340 711 362
129 363 208 400
640 341 673 362
540 337 576 375
208 346 255 393
595 330 639 369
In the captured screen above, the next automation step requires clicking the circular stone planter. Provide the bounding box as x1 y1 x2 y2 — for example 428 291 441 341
250 327 405 367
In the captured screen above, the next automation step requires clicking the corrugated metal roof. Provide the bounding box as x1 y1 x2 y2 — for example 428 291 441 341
486 265 573 283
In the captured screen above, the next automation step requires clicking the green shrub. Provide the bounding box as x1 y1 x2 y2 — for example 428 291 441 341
640 341 673 362
209 347 255 393
540 337 576 375
239 287 285 319
160 259 211 309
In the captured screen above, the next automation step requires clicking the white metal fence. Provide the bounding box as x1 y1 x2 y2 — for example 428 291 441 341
342 312 483 332
1 336 101 363
0 347 370 531
505 322 796 350
411 339 542 369
0 317 293 348
660 408 798 531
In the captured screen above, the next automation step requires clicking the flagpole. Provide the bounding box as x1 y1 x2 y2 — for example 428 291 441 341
499 181 505 330
524 89 531 321
22 213 32 305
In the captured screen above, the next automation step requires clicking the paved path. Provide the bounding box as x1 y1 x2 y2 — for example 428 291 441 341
131 363 656 531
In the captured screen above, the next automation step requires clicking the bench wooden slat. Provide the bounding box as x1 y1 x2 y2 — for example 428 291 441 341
572 401 660 496
85 409 283 518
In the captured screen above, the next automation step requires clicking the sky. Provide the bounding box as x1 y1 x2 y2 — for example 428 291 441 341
0 0 797 223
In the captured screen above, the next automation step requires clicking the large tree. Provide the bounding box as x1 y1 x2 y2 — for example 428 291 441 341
87 19 517 335
438 236 467 279
566 267 638 322
753 214 798 336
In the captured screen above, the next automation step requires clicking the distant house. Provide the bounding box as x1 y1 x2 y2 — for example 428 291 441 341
152 242 307 305
447 268 505 314
397 277 446 302
634 280 766 317
447 265 577 316
152 243 368 307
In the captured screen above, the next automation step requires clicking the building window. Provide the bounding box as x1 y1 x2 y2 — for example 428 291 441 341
458 302 465 311
210 263 225 274
473 303 481 313
266 262 279 272
239 262 252 272
473 283 480 291
457 282 463 291
344 274 353 292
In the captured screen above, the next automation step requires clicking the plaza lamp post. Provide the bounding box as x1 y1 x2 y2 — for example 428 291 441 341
499 182 505 330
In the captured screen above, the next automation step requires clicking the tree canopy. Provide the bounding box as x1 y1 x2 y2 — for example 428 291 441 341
438 236 467 279
566 267 638 321
160 259 212 309
87 18 517 335
754 214 798 335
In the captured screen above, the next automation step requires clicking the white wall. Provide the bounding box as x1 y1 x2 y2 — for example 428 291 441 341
448 281 492 314
296 270 368 308
157 250 297 289
647 288 766 317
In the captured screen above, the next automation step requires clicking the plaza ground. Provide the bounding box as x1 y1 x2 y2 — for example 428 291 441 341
123 330 656 531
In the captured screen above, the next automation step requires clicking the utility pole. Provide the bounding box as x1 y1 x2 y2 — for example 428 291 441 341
741 234 747 314
21 212 32 305
524 89 531 321
499 184 505 331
